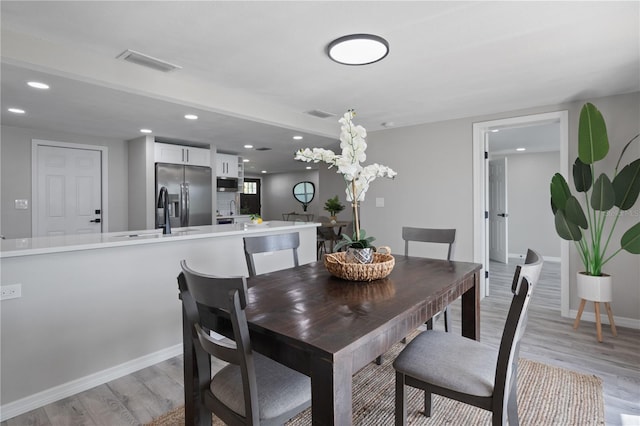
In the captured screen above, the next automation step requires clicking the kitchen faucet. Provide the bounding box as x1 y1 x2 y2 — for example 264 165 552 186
229 199 236 216
157 186 171 234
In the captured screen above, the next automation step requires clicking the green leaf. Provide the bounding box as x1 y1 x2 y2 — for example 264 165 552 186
613 159 640 210
554 210 583 241
621 222 640 254
565 196 588 229
590 173 615 211
550 173 572 211
578 102 609 164
572 158 592 192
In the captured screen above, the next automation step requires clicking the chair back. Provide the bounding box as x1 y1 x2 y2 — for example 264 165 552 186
493 249 543 420
178 260 260 424
402 227 456 260
243 232 300 277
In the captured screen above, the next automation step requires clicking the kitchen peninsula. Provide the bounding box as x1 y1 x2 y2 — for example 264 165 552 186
0 221 317 420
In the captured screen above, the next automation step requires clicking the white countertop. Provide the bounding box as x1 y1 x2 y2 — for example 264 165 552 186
0 221 318 258
216 214 251 219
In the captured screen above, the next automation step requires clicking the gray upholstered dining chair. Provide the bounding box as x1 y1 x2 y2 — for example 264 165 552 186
393 249 543 426
376 227 457 365
178 260 311 425
243 232 300 277
403 227 457 332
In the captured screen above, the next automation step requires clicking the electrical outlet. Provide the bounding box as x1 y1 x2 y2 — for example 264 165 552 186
1 284 21 300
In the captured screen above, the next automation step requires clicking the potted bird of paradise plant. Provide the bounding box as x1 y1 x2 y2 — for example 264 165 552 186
550 102 640 306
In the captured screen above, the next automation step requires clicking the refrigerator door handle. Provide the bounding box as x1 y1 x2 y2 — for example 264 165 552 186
184 183 190 227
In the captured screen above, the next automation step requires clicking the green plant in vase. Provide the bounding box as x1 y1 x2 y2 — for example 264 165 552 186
550 102 640 278
295 109 396 262
324 195 345 218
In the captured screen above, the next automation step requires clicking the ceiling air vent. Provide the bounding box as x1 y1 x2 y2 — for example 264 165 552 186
306 109 337 119
116 49 182 73
255 147 272 151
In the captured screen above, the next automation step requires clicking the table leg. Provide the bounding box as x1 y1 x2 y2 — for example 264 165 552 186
310 354 353 425
461 271 480 340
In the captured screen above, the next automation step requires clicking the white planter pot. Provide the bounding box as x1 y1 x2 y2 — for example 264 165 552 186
576 272 612 302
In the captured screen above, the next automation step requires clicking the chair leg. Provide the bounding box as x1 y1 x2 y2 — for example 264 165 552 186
401 337 407 344
395 372 407 426
425 317 434 330
423 389 432 417
375 355 382 365
443 306 451 332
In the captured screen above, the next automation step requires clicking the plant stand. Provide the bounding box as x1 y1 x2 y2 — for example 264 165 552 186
573 273 618 342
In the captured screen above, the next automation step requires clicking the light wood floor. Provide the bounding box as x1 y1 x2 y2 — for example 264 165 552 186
3 259 639 425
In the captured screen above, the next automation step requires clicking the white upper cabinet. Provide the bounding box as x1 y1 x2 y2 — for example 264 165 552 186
216 153 239 177
154 143 210 167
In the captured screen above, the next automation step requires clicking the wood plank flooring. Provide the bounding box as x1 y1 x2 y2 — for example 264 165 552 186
3 259 639 425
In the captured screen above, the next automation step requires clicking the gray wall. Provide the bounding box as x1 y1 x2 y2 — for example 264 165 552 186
260 170 320 221
358 91 639 321
493 151 561 258
0 125 129 237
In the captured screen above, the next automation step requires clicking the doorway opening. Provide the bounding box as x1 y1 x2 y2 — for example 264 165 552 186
472 111 570 317
240 177 262 215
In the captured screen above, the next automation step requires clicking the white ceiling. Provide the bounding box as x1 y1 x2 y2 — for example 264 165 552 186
1 1 638 173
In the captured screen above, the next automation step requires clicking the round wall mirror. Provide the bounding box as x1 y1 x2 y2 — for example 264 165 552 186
293 181 315 212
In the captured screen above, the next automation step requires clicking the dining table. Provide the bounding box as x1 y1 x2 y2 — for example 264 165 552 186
182 255 482 426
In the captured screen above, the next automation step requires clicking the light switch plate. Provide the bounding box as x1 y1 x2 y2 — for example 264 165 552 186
15 199 28 210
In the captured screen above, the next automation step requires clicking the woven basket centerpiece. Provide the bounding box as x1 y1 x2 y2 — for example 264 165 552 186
324 251 395 282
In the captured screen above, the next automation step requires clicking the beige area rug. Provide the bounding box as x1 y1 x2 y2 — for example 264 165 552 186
148 340 604 425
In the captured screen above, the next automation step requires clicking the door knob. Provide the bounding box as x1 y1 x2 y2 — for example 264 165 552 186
497 213 508 217
90 218 101 223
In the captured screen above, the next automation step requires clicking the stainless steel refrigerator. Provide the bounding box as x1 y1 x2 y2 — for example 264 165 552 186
155 163 212 229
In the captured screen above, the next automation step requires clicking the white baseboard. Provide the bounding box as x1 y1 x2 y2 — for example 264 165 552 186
0 344 182 422
568 309 640 330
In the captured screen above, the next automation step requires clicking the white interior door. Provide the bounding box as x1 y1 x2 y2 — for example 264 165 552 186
489 157 508 263
35 145 103 236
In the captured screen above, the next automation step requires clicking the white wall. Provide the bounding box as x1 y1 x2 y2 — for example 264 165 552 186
493 151 560 258
0 125 129 237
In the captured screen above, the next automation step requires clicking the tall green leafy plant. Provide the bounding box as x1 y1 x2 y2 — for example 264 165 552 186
550 103 640 276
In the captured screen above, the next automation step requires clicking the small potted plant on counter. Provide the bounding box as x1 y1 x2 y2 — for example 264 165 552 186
249 214 263 224
324 195 345 220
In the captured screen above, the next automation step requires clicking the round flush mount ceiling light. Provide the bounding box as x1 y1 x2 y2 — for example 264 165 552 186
184 114 198 120
8 107 26 114
327 34 389 65
140 128 152 134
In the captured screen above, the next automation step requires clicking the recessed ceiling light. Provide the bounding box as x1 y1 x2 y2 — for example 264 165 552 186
27 81 49 90
292 135 303 140
261 170 267 174
184 114 198 120
306 166 312 170
244 144 254 149
516 147 526 151
8 108 25 114
328 34 389 65
140 129 152 134
491 129 500 133
243 158 250 162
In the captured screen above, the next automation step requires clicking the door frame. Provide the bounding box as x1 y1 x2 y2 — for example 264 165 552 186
31 139 109 236
472 110 570 317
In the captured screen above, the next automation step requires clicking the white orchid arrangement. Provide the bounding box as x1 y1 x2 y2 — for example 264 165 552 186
295 109 397 248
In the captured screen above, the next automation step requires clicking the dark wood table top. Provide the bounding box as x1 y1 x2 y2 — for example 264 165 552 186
246 255 481 363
